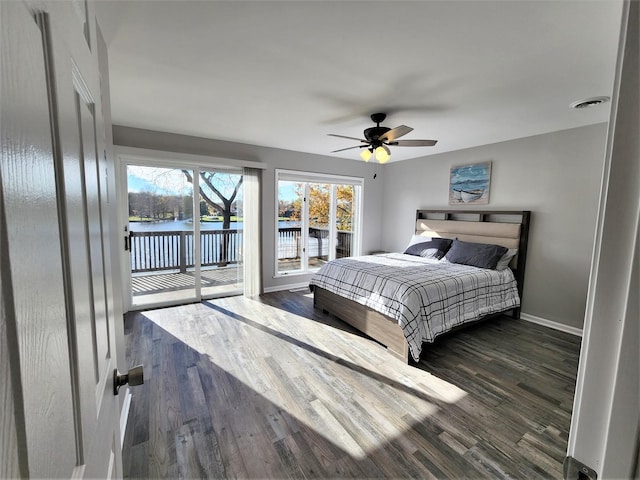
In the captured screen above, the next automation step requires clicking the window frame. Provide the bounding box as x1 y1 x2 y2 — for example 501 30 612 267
274 169 363 277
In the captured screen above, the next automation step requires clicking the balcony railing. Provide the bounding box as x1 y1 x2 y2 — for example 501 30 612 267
277 227 352 260
129 227 352 274
130 230 242 273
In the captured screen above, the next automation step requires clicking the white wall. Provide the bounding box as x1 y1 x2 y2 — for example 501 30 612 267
112 126 386 292
568 1 639 476
382 123 608 330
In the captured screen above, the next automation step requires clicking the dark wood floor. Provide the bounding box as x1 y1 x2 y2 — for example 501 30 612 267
122 289 581 479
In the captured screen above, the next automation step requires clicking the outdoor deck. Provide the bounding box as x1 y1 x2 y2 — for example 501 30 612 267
132 267 242 295
131 266 243 306
128 226 341 305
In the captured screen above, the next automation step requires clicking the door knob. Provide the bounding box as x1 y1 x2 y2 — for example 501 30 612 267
113 365 144 395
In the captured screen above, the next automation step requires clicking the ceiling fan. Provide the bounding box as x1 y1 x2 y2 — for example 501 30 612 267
328 112 437 163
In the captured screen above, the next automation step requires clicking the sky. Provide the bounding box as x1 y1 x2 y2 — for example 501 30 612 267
128 165 300 202
127 166 244 199
127 166 191 195
278 181 299 203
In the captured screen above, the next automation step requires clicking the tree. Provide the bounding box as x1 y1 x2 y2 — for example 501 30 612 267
335 185 354 231
183 170 243 266
182 194 193 219
278 199 295 219
291 183 354 231
128 191 168 220
182 170 242 229
200 200 209 217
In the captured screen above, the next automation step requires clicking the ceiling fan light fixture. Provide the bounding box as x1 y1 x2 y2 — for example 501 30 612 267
328 112 437 162
360 148 373 162
375 145 390 163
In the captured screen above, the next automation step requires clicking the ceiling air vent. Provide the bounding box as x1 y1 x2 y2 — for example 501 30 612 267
570 96 610 109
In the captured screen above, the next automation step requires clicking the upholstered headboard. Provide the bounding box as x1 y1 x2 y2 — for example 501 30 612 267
414 210 531 302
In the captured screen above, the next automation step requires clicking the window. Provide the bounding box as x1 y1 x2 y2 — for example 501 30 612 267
275 169 362 276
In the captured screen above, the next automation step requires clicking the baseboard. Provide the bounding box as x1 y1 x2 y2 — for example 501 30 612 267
120 388 133 448
264 287 584 338
520 313 583 337
264 281 310 294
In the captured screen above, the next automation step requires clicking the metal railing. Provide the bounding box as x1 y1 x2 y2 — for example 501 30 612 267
129 227 352 273
129 230 242 273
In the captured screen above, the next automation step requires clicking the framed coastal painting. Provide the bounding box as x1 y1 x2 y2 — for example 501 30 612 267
449 161 492 205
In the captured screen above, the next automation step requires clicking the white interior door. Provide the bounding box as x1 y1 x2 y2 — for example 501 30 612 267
1 2 123 477
69 65 121 478
43 4 123 477
1 3 77 476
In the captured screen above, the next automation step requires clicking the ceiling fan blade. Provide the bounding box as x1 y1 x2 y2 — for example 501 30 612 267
379 125 413 142
331 145 367 153
327 133 367 142
390 139 438 147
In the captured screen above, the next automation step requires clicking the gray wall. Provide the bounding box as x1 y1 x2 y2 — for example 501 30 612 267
114 122 607 329
382 123 608 329
113 126 385 292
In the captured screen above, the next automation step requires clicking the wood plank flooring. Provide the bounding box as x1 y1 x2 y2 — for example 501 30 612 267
122 289 581 479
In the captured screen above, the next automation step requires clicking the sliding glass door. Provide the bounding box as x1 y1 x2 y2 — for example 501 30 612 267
198 167 243 298
126 163 243 308
127 165 196 306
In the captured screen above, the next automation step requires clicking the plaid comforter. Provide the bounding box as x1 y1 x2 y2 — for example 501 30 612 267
309 253 520 361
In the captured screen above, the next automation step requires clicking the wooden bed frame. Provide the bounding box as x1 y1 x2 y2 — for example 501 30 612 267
313 209 531 363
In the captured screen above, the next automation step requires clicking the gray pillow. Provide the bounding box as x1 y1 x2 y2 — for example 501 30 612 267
495 248 518 271
403 238 453 260
445 240 508 269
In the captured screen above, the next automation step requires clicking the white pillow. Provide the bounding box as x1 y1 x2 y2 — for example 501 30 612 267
405 234 432 251
495 248 518 271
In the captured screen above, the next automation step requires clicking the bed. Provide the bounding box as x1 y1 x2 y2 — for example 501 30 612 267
309 210 531 363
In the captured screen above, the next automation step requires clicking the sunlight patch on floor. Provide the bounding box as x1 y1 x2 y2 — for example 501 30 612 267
141 300 470 460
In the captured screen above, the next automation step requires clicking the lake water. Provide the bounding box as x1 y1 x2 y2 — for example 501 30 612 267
129 218 326 260
130 219 300 232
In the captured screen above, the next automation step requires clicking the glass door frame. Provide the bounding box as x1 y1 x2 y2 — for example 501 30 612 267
116 148 256 311
274 169 363 277
198 165 245 299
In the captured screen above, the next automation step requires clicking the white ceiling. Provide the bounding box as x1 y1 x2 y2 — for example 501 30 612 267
96 0 623 162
